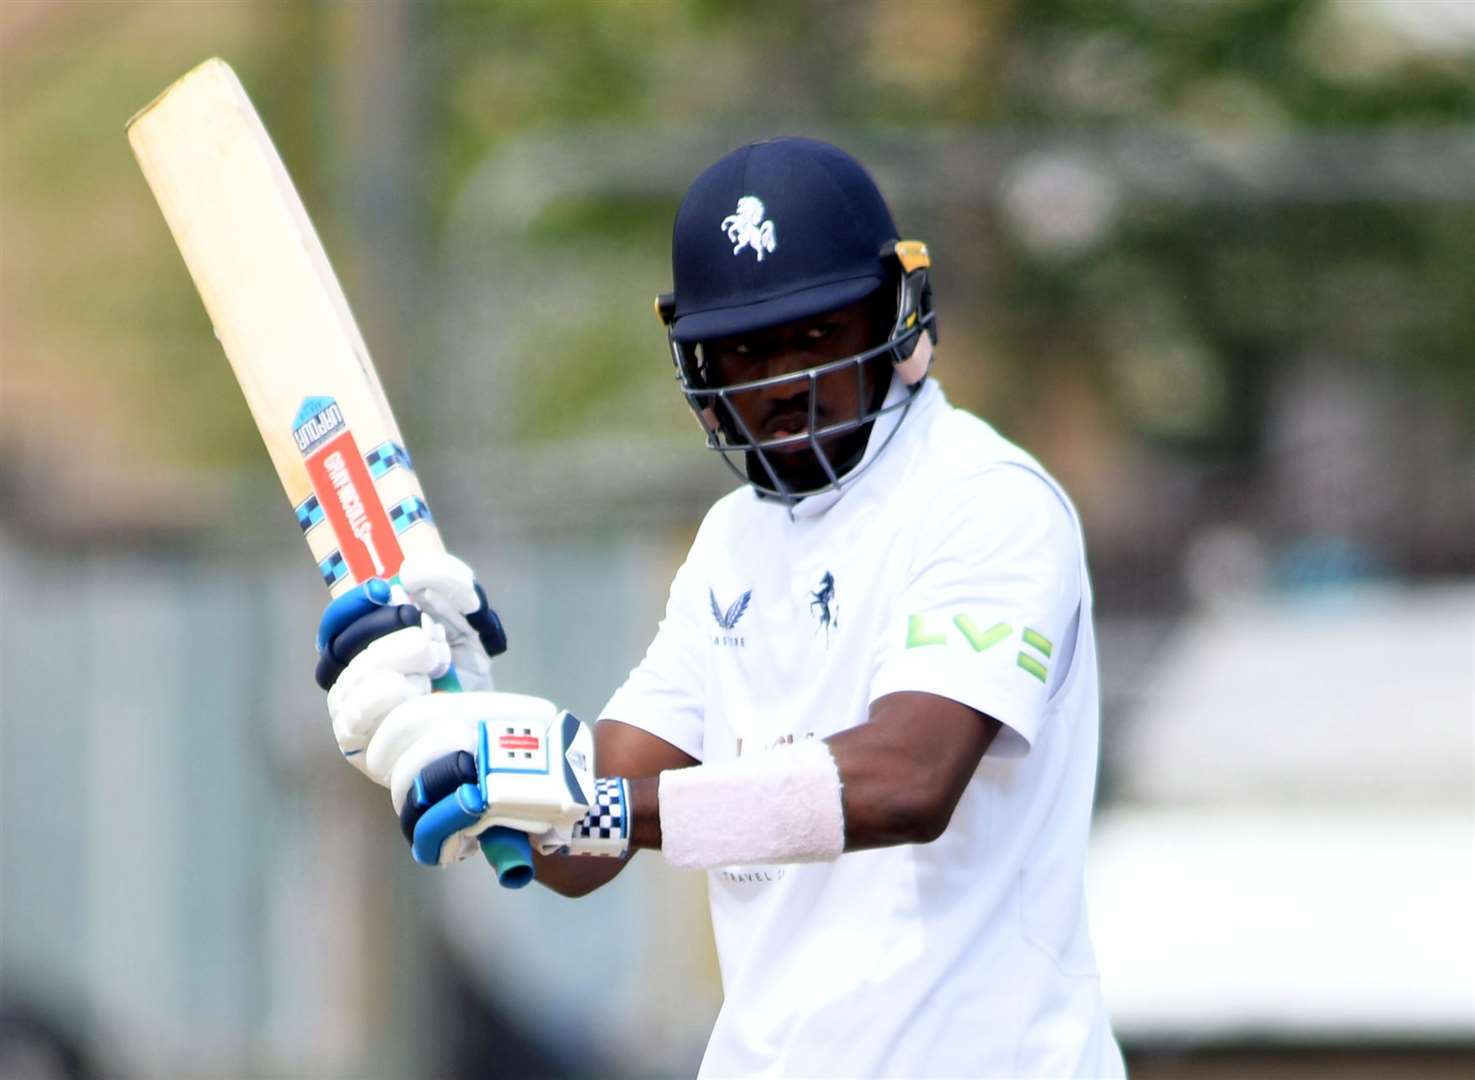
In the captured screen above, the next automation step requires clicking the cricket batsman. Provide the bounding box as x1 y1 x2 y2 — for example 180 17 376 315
317 138 1126 1077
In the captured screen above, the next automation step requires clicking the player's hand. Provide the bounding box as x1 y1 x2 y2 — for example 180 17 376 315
314 554 507 780
374 691 596 867
319 587 450 779
315 552 507 694
396 552 507 692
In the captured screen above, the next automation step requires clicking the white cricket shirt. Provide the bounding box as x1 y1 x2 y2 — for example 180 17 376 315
602 380 1124 1078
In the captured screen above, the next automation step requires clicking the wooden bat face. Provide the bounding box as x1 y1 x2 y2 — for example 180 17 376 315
127 58 446 595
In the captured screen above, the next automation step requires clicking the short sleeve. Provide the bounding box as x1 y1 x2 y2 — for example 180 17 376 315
868 465 1083 757
598 547 708 762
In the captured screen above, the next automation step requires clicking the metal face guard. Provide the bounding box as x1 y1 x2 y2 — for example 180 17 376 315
686 332 924 500
657 241 937 505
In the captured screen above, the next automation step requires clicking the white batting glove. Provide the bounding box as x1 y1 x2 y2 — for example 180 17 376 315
374 691 597 867
398 552 507 693
315 553 507 782
326 620 451 779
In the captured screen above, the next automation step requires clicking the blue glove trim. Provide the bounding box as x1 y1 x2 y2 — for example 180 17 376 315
411 781 488 866
317 578 393 651
407 723 535 882
314 603 422 690
473 718 556 884
476 719 492 805
411 735 491 864
386 675 535 888
401 751 477 843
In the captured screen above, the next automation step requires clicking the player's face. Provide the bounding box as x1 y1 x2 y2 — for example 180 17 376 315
704 295 893 489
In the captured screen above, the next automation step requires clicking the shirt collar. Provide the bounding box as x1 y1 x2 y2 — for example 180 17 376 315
780 376 941 520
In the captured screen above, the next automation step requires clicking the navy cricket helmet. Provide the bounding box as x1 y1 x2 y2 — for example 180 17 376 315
655 137 937 504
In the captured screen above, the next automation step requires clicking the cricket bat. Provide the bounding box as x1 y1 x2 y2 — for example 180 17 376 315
127 58 533 887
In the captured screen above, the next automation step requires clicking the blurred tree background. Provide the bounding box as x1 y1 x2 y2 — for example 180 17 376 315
3 0 1471 602
4 0 1471 615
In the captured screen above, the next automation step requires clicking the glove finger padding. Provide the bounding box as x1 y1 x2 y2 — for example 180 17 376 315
370 691 597 867
398 552 506 692
326 623 450 776
378 705 484 807
331 669 431 763
399 552 480 635
395 749 491 867
372 691 562 812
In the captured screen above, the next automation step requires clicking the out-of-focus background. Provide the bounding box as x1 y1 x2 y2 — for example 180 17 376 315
2 1 1472 1077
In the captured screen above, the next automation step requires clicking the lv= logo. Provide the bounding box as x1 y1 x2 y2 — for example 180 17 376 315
906 612 1054 684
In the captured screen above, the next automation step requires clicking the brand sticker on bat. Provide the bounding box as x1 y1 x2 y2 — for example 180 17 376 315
293 396 346 455
293 396 404 582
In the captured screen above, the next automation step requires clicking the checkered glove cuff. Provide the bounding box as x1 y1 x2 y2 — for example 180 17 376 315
567 777 631 858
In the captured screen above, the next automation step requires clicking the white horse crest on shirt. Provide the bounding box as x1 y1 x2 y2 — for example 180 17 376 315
722 196 777 261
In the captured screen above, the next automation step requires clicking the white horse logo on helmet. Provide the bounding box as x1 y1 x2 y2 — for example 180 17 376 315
722 196 777 261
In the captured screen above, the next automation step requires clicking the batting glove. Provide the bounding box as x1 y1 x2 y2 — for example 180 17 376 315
314 554 507 780
373 691 597 868
397 552 507 693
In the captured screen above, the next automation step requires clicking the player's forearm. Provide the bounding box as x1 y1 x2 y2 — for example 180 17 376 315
522 773 660 896
629 776 662 850
617 693 997 865
532 848 630 898
826 731 961 849
621 742 947 858
831 692 999 849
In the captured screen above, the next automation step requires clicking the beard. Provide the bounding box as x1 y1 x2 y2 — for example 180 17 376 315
743 419 875 494
728 354 895 496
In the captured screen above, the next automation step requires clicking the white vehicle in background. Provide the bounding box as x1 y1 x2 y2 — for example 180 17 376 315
1090 582 1475 1073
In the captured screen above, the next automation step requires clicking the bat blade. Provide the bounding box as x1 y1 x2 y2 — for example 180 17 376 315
127 59 535 889
127 57 443 594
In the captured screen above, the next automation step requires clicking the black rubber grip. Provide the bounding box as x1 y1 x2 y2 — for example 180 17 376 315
314 603 422 690
399 750 478 843
468 584 509 657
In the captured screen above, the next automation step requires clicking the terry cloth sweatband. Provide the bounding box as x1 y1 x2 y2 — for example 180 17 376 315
564 777 632 858
658 739 845 869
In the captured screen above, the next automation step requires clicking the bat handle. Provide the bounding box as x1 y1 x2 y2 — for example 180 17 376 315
433 664 537 890
480 827 535 888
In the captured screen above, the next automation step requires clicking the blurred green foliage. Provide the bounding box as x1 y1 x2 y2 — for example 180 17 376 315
418 0 1474 457
2 0 1470 480
984 0 1475 458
